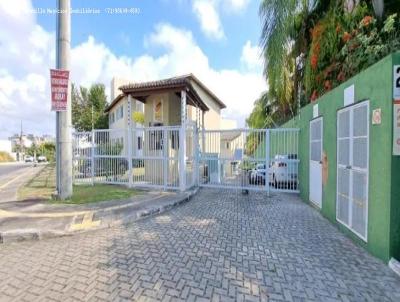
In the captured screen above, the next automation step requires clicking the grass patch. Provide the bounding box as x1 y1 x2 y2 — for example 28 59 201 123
63 184 138 204
18 163 56 201
18 163 140 204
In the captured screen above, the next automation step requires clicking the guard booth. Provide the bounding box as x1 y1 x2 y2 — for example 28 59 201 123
74 74 300 194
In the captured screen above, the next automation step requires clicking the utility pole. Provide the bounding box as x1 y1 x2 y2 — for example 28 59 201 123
56 0 72 199
19 120 23 161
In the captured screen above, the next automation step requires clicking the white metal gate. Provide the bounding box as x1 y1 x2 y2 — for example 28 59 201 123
198 128 299 193
337 101 369 240
73 126 299 193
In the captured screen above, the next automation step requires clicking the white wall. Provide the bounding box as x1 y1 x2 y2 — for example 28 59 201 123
0 140 12 153
221 119 238 130
190 80 222 130
110 77 130 101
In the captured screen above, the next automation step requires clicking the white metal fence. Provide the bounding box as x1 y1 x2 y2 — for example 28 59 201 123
73 126 299 193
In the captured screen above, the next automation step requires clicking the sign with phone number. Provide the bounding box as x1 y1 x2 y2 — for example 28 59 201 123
50 69 69 111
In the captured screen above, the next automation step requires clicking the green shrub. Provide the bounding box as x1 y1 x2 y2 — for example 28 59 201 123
0 151 14 162
304 4 400 102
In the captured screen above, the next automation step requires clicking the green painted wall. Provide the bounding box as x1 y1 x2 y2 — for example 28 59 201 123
390 53 400 261
281 52 400 262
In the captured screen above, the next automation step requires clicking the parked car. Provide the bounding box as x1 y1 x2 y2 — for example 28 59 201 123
248 154 298 188
249 163 267 185
269 154 298 188
37 155 47 162
24 155 34 163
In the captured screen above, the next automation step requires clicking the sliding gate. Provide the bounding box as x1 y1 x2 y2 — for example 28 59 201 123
198 128 299 193
73 126 299 193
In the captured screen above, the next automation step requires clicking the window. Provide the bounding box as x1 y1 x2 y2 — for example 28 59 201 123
109 112 115 124
116 106 124 120
154 99 163 122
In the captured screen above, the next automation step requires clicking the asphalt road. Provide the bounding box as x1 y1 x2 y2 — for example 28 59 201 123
0 162 33 185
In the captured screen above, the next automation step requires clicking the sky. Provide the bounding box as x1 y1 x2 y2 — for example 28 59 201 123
0 0 267 139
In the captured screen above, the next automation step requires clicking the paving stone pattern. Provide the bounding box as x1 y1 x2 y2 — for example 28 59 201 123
0 189 399 302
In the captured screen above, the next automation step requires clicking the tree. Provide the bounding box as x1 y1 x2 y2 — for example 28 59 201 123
259 0 329 123
26 143 38 157
72 83 109 131
40 142 56 162
132 111 145 125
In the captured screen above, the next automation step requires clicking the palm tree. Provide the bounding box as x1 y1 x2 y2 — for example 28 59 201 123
259 0 330 123
259 0 297 121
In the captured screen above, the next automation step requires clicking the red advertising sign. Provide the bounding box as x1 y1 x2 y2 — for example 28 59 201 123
50 69 69 111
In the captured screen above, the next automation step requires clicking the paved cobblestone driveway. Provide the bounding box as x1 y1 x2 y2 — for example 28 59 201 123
1 189 399 302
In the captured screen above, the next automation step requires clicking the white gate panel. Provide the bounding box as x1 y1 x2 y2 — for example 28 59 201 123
199 128 299 193
309 117 323 207
337 101 369 241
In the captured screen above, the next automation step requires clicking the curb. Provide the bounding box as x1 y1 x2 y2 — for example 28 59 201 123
116 187 198 226
0 187 199 244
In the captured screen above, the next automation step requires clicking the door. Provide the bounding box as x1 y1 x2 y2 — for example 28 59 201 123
309 117 323 207
337 101 369 241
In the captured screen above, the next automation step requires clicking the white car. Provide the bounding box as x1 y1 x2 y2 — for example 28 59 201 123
37 155 47 162
249 164 267 185
248 154 298 188
269 154 298 188
24 155 34 162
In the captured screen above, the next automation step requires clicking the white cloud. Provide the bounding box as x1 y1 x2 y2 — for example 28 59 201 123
191 0 251 39
192 0 224 40
240 40 262 70
223 0 250 12
0 0 266 138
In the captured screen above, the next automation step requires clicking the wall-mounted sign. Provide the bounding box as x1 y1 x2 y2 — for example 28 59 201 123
50 69 69 111
154 99 163 122
372 108 381 125
344 85 355 106
393 101 400 155
313 104 319 118
394 65 400 100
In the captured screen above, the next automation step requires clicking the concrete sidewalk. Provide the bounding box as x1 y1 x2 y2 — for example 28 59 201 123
0 187 198 243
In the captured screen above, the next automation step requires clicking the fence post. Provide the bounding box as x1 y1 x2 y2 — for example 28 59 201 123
179 90 187 191
127 95 133 188
266 129 270 197
91 131 95 186
194 125 199 187
163 128 168 190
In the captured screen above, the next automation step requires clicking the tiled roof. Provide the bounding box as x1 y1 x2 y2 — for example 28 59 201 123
105 74 226 113
119 75 189 91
